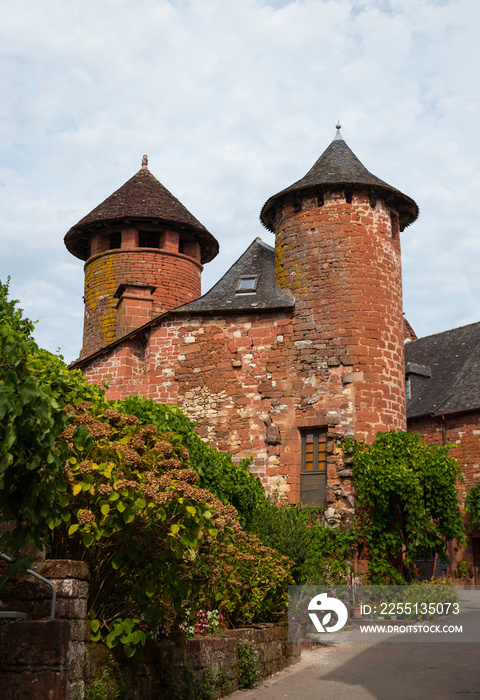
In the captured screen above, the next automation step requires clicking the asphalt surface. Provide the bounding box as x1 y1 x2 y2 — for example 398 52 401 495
228 641 480 700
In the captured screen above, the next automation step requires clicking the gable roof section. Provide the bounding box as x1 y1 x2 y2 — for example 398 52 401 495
65 167 218 264
175 237 295 314
405 321 480 419
261 132 419 232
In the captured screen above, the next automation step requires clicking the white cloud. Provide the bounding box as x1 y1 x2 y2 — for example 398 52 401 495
0 0 479 361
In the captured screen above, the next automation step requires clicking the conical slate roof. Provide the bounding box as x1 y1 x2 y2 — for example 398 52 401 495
64 165 219 263
260 128 419 232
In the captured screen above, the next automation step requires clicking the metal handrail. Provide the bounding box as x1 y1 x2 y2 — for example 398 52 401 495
0 552 57 620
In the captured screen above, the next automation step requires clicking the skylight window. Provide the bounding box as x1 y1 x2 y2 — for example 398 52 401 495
236 275 259 293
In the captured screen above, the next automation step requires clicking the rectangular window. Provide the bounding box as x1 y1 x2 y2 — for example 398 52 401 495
300 429 327 507
139 231 160 248
109 232 122 250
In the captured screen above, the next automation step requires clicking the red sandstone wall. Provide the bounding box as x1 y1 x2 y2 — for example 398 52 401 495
82 311 354 512
81 248 202 358
274 190 406 442
80 191 405 514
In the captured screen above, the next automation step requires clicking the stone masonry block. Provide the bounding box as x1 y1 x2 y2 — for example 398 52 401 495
342 371 364 384
37 560 90 581
52 579 89 599
55 598 87 620
16 670 67 700
0 620 71 666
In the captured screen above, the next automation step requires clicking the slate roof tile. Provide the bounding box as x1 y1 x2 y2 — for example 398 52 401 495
64 167 218 263
405 321 480 418
261 132 418 232
175 237 294 314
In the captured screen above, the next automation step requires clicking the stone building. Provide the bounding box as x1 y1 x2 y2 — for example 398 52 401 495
405 323 480 581
68 125 419 527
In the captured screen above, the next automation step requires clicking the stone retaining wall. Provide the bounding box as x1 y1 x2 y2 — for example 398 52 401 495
85 622 301 699
0 559 90 700
0 558 299 699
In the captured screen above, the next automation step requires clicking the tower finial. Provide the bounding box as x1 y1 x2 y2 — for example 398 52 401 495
334 121 343 140
142 155 148 169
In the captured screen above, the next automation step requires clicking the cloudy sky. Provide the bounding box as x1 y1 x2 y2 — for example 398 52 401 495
1 0 479 363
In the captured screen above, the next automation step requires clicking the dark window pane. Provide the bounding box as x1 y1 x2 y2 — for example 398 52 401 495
109 233 121 250
139 231 160 248
300 428 327 506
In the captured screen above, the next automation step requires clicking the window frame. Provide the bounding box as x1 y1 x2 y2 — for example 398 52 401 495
235 275 259 294
299 428 327 507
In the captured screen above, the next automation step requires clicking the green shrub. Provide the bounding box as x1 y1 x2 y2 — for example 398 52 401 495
400 579 458 620
85 658 126 700
50 402 238 655
115 396 265 528
193 529 293 627
0 320 68 572
465 482 480 533
155 662 195 700
348 430 465 582
50 402 293 654
299 525 355 584
247 498 318 582
215 666 231 695
237 641 258 689
0 278 106 571
195 667 214 700
248 497 355 585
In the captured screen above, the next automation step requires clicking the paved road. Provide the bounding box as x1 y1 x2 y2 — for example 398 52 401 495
228 642 480 700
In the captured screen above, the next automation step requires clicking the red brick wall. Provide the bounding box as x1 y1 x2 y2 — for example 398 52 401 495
82 310 355 514
273 189 406 443
81 248 202 358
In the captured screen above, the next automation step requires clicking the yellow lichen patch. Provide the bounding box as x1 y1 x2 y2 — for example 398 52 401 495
85 254 117 312
85 253 119 343
274 240 289 289
293 261 309 298
101 307 117 344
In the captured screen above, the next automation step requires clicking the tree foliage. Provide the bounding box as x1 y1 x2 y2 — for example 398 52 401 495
465 482 480 533
0 278 35 337
348 430 465 582
0 321 69 571
0 278 107 571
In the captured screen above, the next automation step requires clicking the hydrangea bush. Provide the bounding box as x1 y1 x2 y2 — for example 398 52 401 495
50 401 293 656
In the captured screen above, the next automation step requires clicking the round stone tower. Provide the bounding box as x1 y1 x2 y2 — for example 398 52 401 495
65 157 218 359
260 126 419 442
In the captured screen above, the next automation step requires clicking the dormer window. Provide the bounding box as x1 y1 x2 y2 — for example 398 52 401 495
405 362 431 401
236 275 259 294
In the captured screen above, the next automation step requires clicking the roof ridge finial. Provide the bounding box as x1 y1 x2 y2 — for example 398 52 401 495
142 155 148 170
334 121 343 141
